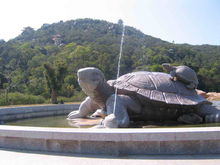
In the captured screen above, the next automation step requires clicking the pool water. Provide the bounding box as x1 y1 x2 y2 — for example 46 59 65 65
6 115 72 128
5 115 220 128
4 101 220 128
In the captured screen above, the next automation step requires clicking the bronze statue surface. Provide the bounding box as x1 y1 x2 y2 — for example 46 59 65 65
68 66 220 128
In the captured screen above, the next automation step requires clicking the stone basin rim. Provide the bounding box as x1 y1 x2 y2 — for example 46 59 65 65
1 125 220 142
1 104 220 155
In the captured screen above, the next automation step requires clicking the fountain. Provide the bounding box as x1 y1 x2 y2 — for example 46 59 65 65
1 107 220 155
0 22 220 155
113 23 125 115
1 67 220 154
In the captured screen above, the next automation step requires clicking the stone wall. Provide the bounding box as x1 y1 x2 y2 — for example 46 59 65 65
0 104 79 123
0 104 220 155
0 126 220 155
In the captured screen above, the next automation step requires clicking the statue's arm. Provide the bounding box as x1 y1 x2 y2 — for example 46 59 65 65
68 97 99 119
170 70 176 78
103 94 141 128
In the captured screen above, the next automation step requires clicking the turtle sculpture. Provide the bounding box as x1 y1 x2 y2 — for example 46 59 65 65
67 67 220 128
162 63 199 89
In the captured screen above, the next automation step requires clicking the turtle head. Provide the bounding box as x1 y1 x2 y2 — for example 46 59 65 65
77 67 105 96
162 63 175 72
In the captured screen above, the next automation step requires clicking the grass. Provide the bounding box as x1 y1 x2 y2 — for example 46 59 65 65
0 92 45 106
0 92 84 107
0 102 81 108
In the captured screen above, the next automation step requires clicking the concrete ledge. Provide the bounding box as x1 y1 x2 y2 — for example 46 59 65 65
0 104 80 122
0 126 220 155
0 104 220 155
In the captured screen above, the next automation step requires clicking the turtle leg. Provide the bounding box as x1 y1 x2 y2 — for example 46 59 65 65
103 94 141 128
177 113 203 124
67 97 99 119
91 109 107 118
170 71 176 81
196 104 220 123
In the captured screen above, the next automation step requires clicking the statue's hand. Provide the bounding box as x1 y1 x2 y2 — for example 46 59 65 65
67 110 85 119
103 114 119 128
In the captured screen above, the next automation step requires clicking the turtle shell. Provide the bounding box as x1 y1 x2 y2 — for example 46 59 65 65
108 71 208 106
175 66 199 85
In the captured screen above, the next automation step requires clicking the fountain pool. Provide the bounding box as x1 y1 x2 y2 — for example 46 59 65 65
4 114 220 128
0 102 220 155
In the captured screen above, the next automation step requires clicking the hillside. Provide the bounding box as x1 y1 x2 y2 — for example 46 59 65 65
14 19 168 46
0 18 220 104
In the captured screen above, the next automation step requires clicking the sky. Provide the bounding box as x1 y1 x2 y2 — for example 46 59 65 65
0 0 220 45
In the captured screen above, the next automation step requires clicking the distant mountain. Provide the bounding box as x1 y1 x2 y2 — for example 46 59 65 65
13 18 168 47
0 18 219 98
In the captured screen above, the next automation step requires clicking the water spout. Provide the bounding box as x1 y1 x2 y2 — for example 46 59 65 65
113 23 125 114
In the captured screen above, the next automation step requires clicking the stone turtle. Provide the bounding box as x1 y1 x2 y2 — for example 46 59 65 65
68 67 220 128
162 63 199 89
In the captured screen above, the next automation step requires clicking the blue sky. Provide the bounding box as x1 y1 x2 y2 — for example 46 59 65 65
133 0 220 45
0 0 219 45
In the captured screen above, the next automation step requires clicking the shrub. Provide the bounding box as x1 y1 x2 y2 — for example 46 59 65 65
57 91 85 103
0 92 46 106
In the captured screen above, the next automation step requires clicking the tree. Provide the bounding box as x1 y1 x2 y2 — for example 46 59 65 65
117 19 123 26
0 73 7 89
44 61 67 104
19 27 35 41
0 18 220 96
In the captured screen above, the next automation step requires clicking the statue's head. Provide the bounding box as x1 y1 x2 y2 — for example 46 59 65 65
77 67 105 96
162 63 174 72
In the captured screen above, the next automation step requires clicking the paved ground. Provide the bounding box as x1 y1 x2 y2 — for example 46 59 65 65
0 148 220 165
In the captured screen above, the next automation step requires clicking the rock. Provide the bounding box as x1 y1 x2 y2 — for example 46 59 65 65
196 89 208 98
207 92 220 101
196 90 220 101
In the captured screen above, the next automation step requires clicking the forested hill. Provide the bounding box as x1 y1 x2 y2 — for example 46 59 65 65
0 18 220 102
14 19 168 47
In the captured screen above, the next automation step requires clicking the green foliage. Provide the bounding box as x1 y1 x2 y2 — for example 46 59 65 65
148 65 164 72
0 92 45 106
57 91 86 103
44 61 67 104
44 64 56 91
0 18 220 106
